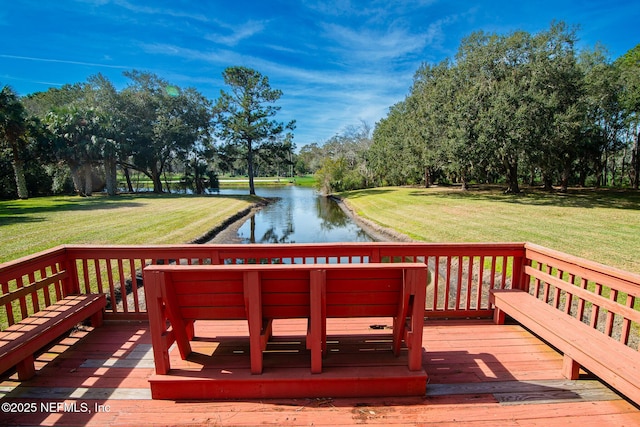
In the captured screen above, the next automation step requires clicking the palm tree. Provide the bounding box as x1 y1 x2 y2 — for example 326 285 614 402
0 85 29 199
45 106 104 196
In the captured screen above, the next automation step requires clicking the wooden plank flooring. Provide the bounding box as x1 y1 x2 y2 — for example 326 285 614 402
0 318 639 426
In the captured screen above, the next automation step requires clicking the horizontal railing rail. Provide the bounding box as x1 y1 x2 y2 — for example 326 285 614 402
1 242 526 323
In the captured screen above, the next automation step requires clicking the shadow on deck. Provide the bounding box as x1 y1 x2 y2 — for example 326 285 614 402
1 318 638 426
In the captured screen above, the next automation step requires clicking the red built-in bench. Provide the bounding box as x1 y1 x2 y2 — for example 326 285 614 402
490 244 640 406
143 263 428 376
0 268 105 380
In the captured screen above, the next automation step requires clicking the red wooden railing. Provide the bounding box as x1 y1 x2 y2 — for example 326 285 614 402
523 243 640 350
1 242 638 350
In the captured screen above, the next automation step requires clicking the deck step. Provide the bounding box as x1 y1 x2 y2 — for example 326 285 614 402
149 365 428 400
149 330 428 400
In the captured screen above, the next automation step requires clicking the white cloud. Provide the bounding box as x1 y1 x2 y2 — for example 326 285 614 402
109 0 211 22
205 20 267 46
320 22 428 63
301 0 437 19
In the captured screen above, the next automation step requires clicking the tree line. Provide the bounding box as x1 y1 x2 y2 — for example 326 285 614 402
0 66 294 199
3 23 638 200
301 23 639 194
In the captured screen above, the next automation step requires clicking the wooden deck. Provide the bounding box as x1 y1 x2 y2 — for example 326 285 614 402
1 318 638 426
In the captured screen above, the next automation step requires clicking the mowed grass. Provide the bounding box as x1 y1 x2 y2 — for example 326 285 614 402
0 194 257 264
341 186 640 274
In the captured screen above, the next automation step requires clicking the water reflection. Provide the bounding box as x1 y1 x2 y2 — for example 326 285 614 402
221 186 374 244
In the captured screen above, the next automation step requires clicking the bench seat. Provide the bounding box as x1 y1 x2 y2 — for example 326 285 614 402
490 289 640 405
0 293 106 380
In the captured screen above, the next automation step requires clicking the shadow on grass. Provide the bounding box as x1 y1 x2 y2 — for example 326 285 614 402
340 188 397 199
408 186 640 210
0 198 145 223
0 215 47 226
0 193 258 227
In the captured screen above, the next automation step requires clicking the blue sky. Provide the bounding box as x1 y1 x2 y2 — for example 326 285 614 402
1 1 638 146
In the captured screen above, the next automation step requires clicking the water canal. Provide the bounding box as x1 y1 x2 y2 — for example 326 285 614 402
209 186 376 244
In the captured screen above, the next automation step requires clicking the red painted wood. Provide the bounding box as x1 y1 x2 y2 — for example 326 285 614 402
243 270 264 374
148 367 428 400
491 289 640 406
142 262 428 392
0 294 105 380
143 269 171 375
310 269 325 373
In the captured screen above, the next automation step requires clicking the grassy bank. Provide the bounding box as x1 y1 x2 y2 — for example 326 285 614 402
341 186 640 273
0 194 257 263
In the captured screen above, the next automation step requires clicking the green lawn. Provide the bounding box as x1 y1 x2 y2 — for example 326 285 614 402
0 194 257 264
341 186 640 274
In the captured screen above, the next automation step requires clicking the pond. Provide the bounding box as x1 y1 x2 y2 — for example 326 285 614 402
212 186 375 244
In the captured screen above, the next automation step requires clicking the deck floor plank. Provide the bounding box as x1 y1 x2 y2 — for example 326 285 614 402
1 318 638 426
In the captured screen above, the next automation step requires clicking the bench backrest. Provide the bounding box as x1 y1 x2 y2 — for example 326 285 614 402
524 243 640 349
157 265 312 320
144 263 428 321
325 266 405 317
0 249 73 330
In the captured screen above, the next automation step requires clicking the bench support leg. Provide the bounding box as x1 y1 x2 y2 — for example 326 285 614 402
145 271 172 375
16 355 35 381
310 269 326 374
244 271 264 375
493 307 506 325
562 355 580 380
405 268 427 371
89 310 104 328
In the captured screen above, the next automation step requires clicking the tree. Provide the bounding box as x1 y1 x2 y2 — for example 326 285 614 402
24 83 104 195
616 44 640 189
84 74 122 196
45 105 105 196
214 66 295 195
121 71 212 193
314 123 373 193
0 85 29 198
526 22 584 192
580 47 627 187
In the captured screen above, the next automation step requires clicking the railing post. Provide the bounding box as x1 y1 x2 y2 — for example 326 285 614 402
61 249 81 296
370 247 382 263
210 249 221 265
512 245 530 292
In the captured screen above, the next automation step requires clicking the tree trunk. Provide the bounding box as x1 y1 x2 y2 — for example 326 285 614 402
105 156 118 196
560 164 571 193
12 158 28 199
194 165 204 194
504 159 520 194
603 151 609 187
632 128 640 190
529 167 536 186
122 166 134 192
150 164 163 193
68 163 84 196
247 139 256 196
83 164 93 196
